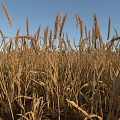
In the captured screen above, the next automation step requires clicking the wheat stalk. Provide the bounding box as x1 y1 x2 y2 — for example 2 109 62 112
33 26 41 41
66 99 102 120
88 30 91 47
114 27 118 38
15 28 21 50
92 26 95 45
85 25 87 38
15 35 37 42
99 34 103 49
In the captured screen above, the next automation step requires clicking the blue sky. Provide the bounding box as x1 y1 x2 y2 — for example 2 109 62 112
0 0 120 47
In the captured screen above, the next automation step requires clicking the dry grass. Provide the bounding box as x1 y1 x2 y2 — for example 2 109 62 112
1 2 120 120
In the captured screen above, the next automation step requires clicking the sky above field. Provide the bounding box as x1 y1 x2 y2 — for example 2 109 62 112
0 0 120 47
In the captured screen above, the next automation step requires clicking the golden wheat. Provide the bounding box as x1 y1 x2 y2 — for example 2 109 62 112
54 13 59 39
107 17 111 40
0 6 120 119
2 2 12 26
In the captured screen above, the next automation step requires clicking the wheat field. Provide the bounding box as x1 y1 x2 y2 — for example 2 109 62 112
0 2 120 120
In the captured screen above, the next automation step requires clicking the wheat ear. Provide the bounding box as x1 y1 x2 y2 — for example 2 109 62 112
77 14 83 38
59 13 68 37
54 13 59 39
2 2 12 26
107 17 111 40
26 17 29 36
